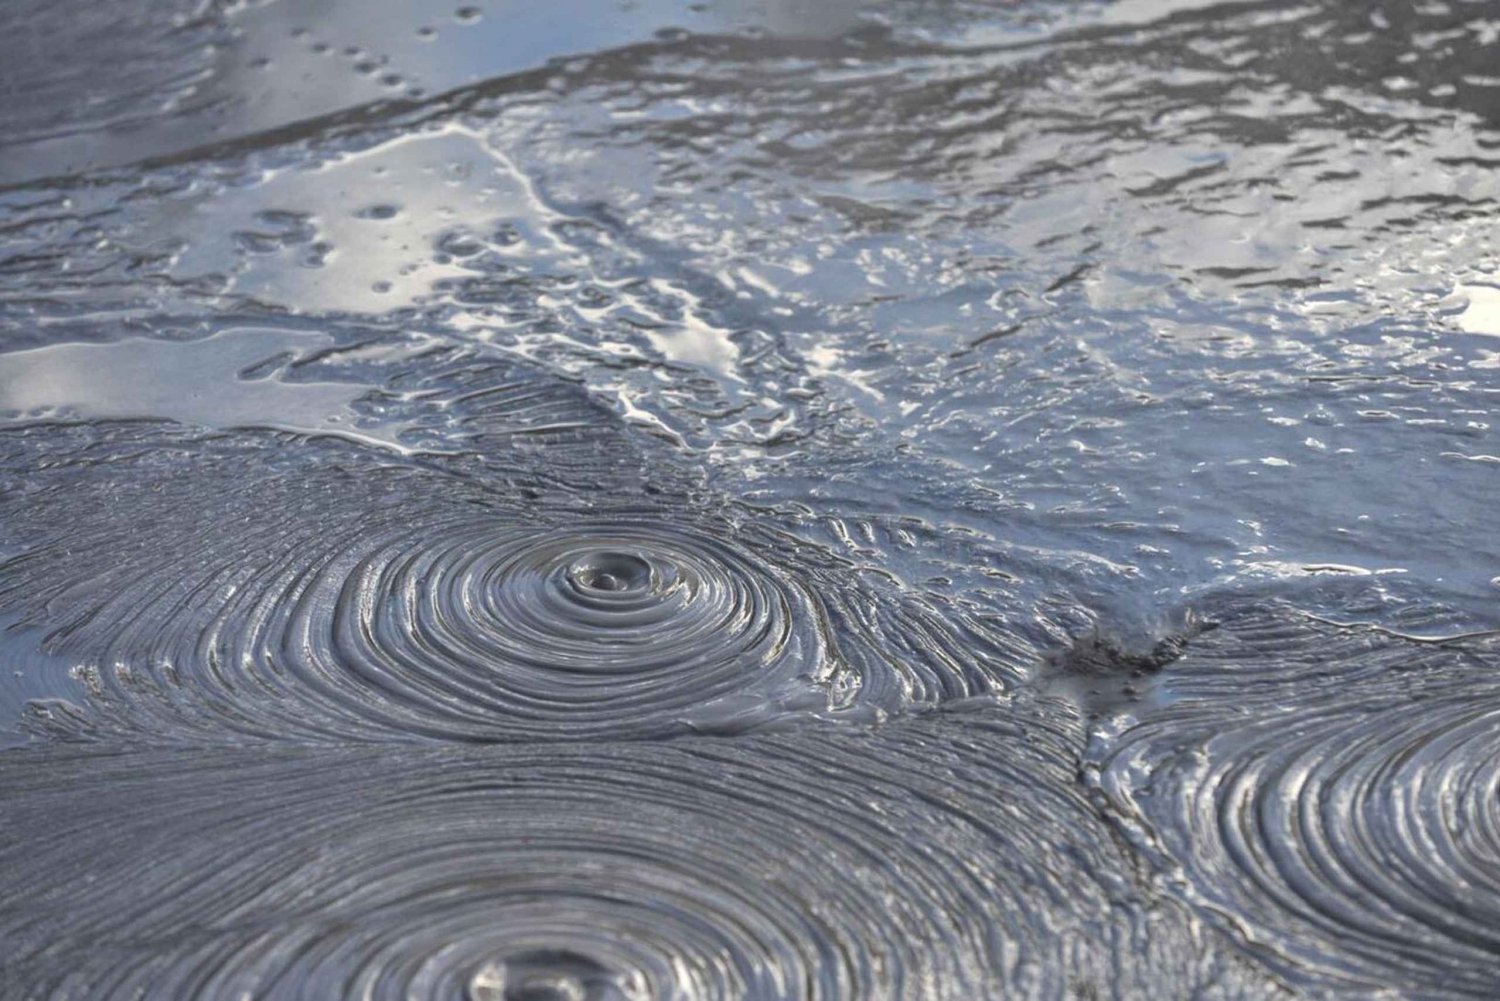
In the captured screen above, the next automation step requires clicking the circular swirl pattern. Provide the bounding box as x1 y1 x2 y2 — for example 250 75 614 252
0 716 1235 1000
1088 607 1500 997
326 519 840 738
1 424 1024 743
35 515 846 742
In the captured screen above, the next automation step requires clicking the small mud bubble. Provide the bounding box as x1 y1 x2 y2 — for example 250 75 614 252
472 950 616 1001
567 551 655 595
356 204 400 221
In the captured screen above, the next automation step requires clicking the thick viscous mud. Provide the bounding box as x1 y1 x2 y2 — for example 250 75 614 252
2 0 1497 997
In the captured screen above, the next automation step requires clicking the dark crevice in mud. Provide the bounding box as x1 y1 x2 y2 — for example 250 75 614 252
1040 618 1210 720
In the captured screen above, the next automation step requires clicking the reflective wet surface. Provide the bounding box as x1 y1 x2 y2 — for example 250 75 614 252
2 0 1498 997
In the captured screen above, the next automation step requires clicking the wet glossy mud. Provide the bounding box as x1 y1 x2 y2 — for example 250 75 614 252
2 0 1498 998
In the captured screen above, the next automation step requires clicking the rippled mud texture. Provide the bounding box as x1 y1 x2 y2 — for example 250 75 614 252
0 347 1027 744
1087 603 1500 998
0 714 1284 1000
3 0 1500 998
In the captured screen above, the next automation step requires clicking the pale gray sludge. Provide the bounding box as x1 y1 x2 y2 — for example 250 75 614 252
1 0 1498 998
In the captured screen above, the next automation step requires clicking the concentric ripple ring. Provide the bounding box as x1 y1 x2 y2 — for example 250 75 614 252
327 520 835 737
1 426 1024 743
0 716 1220 1000
1088 607 1500 997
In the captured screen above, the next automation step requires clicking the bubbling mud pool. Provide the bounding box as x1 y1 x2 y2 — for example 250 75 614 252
3 0 1500 998
0 387 1025 745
